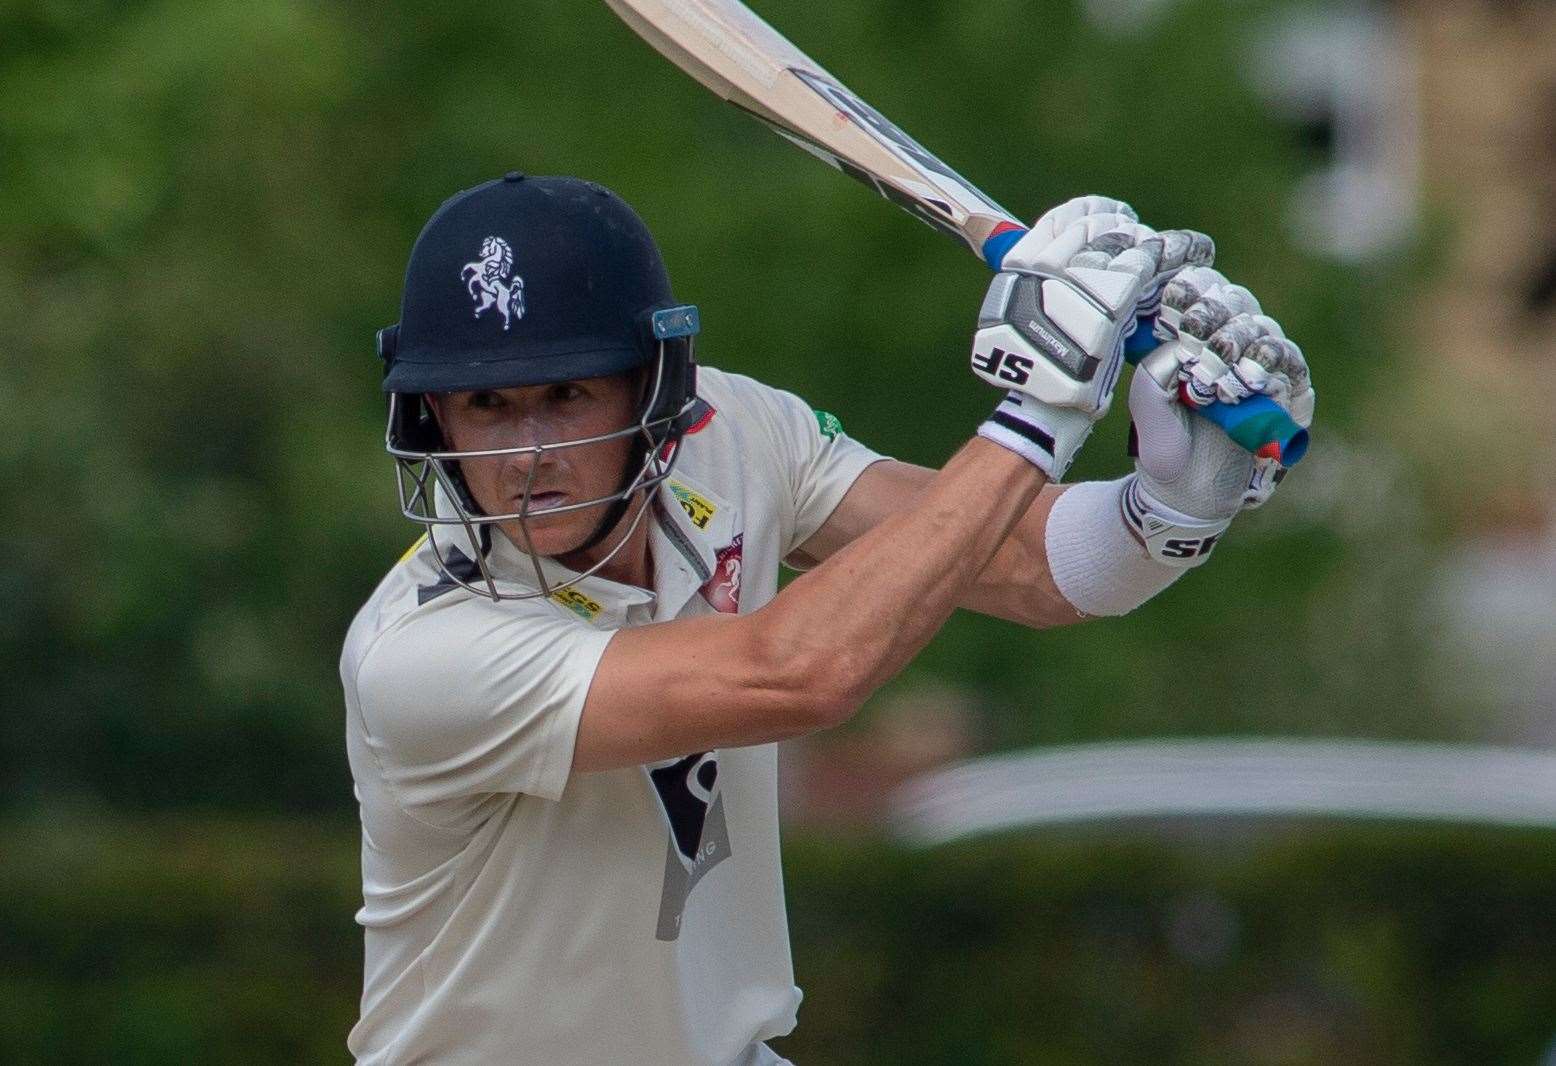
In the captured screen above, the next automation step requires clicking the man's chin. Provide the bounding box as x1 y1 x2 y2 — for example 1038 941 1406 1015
498 517 596 560
495 493 645 571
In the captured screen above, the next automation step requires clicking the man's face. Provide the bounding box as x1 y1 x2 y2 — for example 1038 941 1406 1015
427 373 641 560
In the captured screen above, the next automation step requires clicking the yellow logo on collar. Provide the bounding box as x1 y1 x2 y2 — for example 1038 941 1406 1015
668 480 717 530
550 586 604 621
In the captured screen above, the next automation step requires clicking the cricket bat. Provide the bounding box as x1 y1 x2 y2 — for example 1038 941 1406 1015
604 0 1308 463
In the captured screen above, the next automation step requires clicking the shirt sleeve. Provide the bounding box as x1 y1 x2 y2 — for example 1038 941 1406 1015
352 598 615 819
712 371 889 557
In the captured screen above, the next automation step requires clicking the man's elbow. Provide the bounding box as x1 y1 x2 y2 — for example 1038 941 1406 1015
813 647 878 729
765 631 877 731
744 625 868 734
801 676 864 733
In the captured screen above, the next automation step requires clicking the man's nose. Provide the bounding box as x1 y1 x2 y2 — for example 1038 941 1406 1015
495 423 564 482
498 439 545 479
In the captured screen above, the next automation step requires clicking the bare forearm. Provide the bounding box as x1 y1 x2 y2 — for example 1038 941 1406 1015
795 460 1084 629
874 472 1180 627
960 483 1086 628
762 438 1047 713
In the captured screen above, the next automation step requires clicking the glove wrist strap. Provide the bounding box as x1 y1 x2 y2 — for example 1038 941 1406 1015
978 392 1093 481
1121 474 1232 567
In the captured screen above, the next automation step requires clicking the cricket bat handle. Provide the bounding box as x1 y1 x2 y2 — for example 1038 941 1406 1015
981 225 1309 466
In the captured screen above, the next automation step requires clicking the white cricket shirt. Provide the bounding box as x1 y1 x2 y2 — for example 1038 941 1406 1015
341 367 885 1065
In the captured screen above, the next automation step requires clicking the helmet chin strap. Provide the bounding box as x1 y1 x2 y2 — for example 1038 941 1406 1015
566 438 651 556
564 355 674 557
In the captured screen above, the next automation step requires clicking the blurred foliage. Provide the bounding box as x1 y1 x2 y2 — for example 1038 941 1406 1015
3 815 1554 1065
0 0 1456 814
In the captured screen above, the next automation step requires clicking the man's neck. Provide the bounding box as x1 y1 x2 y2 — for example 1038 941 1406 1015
554 494 655 591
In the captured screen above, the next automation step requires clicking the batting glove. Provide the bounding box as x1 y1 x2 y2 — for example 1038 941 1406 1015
1124 266 1316 565
972 195 1214 480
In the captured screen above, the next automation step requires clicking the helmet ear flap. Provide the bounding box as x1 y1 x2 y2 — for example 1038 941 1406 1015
381 322 446 452
650 336 697 427
388 392 444 452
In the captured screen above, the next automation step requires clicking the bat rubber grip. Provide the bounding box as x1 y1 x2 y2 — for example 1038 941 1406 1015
981 225 1027 271
985 224 1308 465
1192 394 1308 465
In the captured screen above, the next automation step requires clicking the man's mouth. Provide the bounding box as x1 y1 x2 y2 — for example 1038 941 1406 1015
521 491 568 511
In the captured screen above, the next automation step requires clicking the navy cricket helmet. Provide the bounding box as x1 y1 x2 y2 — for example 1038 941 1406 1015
377 173 704 599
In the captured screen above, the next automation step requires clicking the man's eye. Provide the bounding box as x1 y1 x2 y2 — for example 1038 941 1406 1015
469 392 502 410
552 384 584 402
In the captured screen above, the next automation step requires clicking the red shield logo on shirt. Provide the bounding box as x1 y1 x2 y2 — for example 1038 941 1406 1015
700 535 743 614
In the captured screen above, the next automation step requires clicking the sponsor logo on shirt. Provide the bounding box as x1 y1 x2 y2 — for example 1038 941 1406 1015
813 409 844 440
700 535 743 614
550 586 603 621
668 480 717 530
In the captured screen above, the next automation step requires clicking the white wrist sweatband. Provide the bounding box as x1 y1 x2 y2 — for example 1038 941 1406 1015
1044 477 1184 617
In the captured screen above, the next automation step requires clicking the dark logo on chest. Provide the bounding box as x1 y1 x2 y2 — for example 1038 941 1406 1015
648 752 731 941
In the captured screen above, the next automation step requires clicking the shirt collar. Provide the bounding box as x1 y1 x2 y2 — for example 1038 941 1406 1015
648 470 740 620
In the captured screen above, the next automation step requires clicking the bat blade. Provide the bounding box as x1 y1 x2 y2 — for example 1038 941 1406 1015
603 0 1025 263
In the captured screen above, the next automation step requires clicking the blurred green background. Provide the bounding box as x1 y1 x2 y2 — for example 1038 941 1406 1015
3 0 1554 1062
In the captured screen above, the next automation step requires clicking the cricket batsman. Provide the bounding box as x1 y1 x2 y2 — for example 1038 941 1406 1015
341 173 1314 1064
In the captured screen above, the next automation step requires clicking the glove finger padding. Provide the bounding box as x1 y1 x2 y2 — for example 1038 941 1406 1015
1161 266 1230 314
1159 266 1248 338
1003 211 1145 274
1193 313 1315 430
1208 313 1284 362
1246 335 1306 387
1070 224 1214 290
1244 335 1315 429
1081 227 1216 358
1019 195 1138 249
1156 229 1217 276
1180 285 1261 343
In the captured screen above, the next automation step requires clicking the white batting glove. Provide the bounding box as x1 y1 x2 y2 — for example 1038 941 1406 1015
1124 266 1316 565
972 195 1214 480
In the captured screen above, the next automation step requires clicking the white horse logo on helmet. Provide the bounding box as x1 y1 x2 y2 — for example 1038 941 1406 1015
460 236 526 330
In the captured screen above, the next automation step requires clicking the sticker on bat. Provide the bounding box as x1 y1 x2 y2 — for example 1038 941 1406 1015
787 67 1009 220
753 112 965 245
